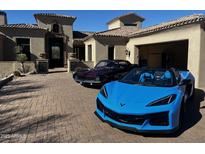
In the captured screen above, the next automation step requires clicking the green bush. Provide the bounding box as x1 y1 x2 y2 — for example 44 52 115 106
16 53 27 63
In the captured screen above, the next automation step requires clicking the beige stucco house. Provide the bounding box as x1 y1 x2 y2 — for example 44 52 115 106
0 11 92 69
0 11 205 88
83 13 205 88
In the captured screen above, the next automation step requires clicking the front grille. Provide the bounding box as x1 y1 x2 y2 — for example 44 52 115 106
76 75 96 81
149 112 169 126
97 98 104 112
97 98 145 125
96 98 169 126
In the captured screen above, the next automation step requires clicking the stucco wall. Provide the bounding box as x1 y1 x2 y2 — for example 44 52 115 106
108 20 122 30
85 38 108 66
0 15 6 25
37 21 51 30
199 27 205 87
62 25 73 50
0 28 46 60
0 61 35 78
82 61 94 68
84 36 129 66
85 38 95 62
114 45 126 60
37 18 74 53
0 33 16 61
95 40 107 66
29 37 45 59
3 36 16 60
127 24 202 87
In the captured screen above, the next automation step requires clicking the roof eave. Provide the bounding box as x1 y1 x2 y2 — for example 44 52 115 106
129 21 205 39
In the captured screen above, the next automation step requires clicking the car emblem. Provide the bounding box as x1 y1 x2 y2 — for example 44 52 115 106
120 103 126 107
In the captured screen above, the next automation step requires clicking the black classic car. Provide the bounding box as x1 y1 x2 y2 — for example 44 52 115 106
73 60 138 87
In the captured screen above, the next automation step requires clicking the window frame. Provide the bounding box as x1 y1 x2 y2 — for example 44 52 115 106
87 44 92 61
16 37 31 61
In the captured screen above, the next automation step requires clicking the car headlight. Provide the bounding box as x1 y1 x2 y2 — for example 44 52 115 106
146 94 177 107
100 86 108 98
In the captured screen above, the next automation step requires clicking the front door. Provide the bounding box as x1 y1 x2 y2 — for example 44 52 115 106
49 38 64 68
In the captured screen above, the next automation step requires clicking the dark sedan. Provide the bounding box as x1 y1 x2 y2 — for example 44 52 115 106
73 60 137 87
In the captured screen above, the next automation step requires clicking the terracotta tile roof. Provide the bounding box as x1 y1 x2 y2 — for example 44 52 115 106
130 14 205 38
85 14 205 41
107 12 145 25
73 31 94 39
83 26 140 41
0 24 46 30
73 31 95 45
34 13 76 20
95 26 139 37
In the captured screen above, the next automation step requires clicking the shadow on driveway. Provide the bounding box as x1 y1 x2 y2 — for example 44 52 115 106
0 78 44 105
0 85 44 96
0 113 70 142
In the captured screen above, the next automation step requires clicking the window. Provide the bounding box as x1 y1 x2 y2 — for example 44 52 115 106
51 46 61 59
52 24 60 33
88 45 92 61
124 23 138 26
108 46 114 60
118 60 131 68
74 47 85 61
16 38 31 60
95 60 116 68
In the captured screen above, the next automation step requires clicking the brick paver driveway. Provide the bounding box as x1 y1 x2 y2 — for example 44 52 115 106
0 69 205 142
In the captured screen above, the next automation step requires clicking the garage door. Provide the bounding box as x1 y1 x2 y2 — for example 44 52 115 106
138 40 188 70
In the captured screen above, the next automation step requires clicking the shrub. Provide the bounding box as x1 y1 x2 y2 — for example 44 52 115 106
16 53 28 73
13 70 21 77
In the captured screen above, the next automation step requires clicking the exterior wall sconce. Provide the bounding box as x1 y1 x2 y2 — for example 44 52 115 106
125 49 130 57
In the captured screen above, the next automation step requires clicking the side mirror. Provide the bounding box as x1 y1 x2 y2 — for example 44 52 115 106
179 79 191 86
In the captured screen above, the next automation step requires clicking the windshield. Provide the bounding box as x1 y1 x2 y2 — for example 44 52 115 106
95 61 116 68
119 68 176 87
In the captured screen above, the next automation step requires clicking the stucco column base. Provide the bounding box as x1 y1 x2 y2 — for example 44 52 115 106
67 59 71 73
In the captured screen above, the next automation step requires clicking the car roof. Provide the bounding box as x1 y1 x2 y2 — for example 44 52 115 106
99 59 130 63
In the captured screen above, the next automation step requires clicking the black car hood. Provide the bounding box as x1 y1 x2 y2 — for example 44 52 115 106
76 67 114 78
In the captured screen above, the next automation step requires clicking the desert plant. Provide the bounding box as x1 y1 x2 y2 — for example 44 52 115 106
13 70 21 77
16 46 28 74
16 53 28 74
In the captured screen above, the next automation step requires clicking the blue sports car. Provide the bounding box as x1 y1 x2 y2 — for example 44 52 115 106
95 68 195 133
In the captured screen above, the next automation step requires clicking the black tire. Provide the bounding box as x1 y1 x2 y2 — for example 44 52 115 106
178 101 185 130
190 84 195 100
185 82 195 99
73 73 76 79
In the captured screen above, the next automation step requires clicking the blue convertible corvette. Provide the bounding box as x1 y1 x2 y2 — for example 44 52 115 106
95 68 195 133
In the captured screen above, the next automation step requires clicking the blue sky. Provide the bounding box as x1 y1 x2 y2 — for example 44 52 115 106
4 10 205 32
